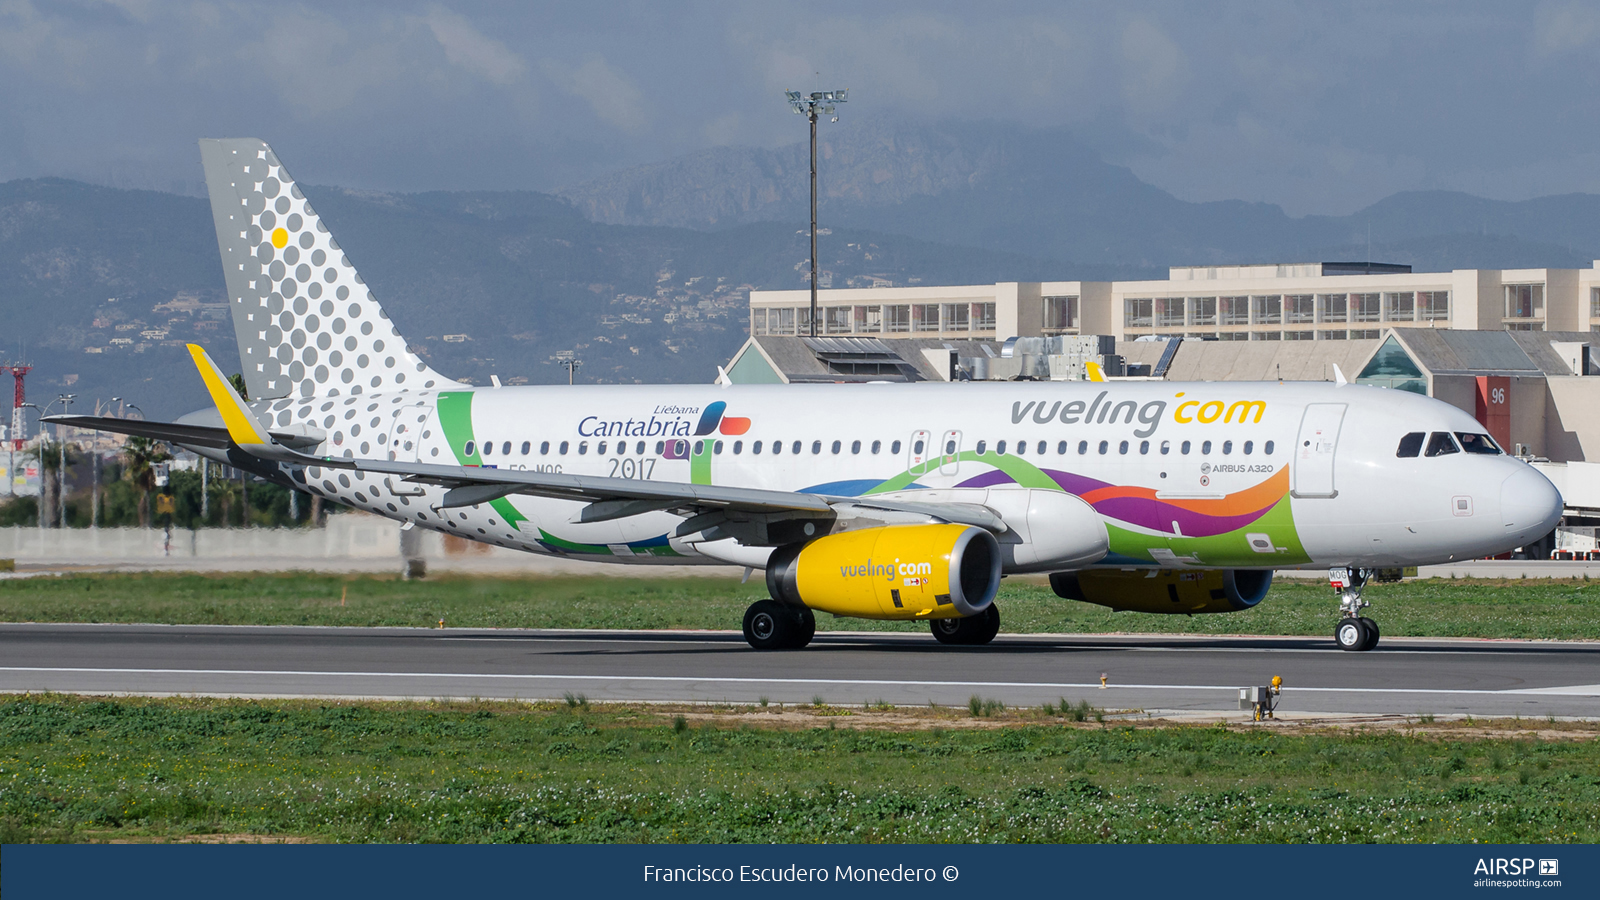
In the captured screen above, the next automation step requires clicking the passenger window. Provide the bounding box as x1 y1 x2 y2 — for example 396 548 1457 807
596 441 606 455
753 440 763 454
578 441 588 455
636 441 645 454
1160 440 1170 455
1201 440 1212 454
945 439 956 454
502 441 512 456
1119 440 1129 455
733 441 743 454
1181 440 1191 455
714 440 724 454
831 440 841 454
540 441 550 455
1139 440 1150 455
851 440 860 454
1057 441 1067 454
559 441 569 455
464 440 476 457
891 441 902 454
1456 433 1503 455
483 441 493 457
871 440 881 454
913 439 924 455
1037 441 1046 455
772 441 782 455
655 440 665 454
693 441 702 455
1098 440 1109 454
1425 432 1460 457
997 440 1007 455
1078 440 1088 454
1222 440 1233 455
1264 440 1275 455
1015 440 1025 455
792 441 802 454
521 441 530 455
976 440 987 455
1243 441 1253 455
1396 432 1424 458
811 441 822 454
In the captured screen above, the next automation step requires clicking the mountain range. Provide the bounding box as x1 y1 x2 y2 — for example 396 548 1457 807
560 118 1600 271
4 118 1600 421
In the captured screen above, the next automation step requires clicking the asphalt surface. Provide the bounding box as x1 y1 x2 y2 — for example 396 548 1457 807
1 623 1597 719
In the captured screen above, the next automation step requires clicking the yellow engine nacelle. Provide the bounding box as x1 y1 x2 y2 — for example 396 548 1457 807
765 524 1001 621
1049 568 1272 614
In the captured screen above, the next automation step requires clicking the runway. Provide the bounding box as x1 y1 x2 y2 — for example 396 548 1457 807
1 624 1597 718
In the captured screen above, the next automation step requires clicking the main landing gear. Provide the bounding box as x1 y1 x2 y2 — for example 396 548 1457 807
1330 567 1380 651
930 604 1001 646
742 599 816 650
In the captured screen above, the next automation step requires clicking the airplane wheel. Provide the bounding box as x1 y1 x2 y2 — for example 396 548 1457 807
1359 617 1380 651
971 604 1001 645
929 604 1001 646
1335 617 1366 651
789 606 816 649
743 600 794 650
930 616 967 645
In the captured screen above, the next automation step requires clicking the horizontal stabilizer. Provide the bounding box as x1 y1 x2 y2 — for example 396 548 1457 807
41 415 324 451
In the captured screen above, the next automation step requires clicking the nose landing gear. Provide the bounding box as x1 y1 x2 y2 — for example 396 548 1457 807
1330 567 1379 651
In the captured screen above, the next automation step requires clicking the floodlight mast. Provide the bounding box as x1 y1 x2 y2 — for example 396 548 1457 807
786 89 847 337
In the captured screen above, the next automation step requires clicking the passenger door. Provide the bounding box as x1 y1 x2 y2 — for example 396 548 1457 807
1292 403 1346 498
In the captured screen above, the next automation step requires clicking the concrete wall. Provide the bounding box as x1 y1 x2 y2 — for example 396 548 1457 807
1544 377 1600 463
0 514 404 561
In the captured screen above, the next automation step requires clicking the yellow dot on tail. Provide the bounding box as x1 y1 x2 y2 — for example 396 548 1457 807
271 228 288 248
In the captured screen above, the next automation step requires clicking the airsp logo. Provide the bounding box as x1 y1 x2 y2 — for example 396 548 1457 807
1540 859 1559 876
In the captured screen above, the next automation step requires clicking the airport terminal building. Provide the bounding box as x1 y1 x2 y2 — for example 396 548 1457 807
746 261 1600 343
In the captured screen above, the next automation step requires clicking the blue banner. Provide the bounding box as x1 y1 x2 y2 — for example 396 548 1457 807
2 843 1594 898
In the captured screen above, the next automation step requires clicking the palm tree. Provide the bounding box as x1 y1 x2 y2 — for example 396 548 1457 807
121 437 171 528
24 440 75 528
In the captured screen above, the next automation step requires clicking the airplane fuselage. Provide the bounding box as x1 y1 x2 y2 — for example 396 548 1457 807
188 378 1557 573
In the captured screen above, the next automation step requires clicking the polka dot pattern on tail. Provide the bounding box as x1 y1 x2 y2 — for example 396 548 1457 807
200 137 457 401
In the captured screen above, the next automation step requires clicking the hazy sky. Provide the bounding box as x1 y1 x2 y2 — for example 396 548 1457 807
5 1 1600 215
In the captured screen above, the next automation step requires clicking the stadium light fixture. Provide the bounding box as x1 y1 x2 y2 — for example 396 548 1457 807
785 88 848 337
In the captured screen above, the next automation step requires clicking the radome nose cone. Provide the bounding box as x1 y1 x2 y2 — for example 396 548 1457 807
1501 466 1562 538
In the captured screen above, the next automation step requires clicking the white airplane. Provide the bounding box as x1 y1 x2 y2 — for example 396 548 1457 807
49 139 1563 653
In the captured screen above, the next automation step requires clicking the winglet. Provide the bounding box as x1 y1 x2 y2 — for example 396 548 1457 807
1332 363 1348 386
716 365 733 388
187 343 272 446
1086 360 1107 382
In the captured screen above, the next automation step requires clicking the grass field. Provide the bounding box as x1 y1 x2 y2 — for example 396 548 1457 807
0 571 1597 639
1 695 1595 844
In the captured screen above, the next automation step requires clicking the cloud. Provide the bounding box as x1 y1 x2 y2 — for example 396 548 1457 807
543 54 647 134
422 6 525 85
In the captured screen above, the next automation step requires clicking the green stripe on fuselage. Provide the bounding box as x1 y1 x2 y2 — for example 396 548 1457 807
436 391 528 532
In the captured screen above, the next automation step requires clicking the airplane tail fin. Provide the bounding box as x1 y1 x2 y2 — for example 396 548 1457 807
1085 360 1107 382
197 138 455 401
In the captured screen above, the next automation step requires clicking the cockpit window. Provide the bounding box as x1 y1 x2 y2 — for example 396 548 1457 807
1396 432 1425 458
1424 432 1460 457
1456 432 1503 455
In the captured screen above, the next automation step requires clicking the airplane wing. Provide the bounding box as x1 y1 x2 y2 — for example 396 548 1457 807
61 344 1006 541
42 415 324 452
